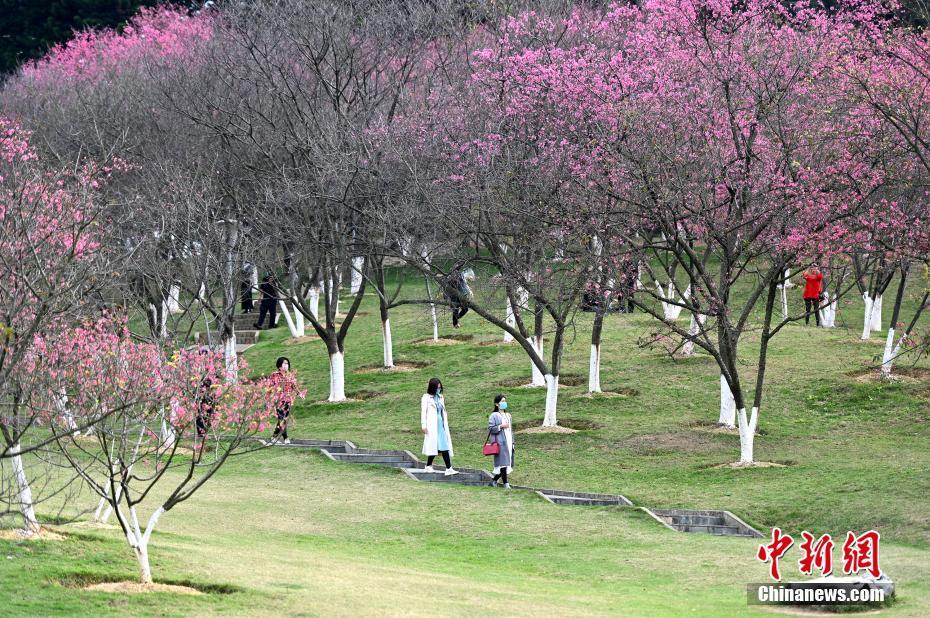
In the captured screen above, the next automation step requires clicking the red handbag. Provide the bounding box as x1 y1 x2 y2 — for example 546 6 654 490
483 431 500 456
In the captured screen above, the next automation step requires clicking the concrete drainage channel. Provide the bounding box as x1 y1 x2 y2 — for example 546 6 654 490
273 438 763 538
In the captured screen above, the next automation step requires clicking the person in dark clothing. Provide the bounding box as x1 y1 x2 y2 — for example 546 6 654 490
253 273 278 330
581 284 601 312
443 266 472 328
196 376 215 447
240 263 255 313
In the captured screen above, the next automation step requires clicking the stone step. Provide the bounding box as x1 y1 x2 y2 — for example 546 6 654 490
406 469 491 483
644 508 763 537
673 524 743 535
536 489 633 507
663 514 727 527
544 495 629 507
194 330 260 346
329 453 412 464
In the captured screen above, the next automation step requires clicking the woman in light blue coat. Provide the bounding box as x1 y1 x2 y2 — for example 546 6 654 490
487 394 513 487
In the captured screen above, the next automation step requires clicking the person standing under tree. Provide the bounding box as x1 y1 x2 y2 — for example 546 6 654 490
487 394 514 488
253 272 278 330
420 377 458 475
240 262 255 313
268 356 303 445
802 265 823 326
444 264 473 328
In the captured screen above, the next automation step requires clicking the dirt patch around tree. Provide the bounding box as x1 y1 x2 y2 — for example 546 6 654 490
711 461 790 469
413 334 474 346
513 418 600 434
0 527 66 541
353 361 431 374
497 373 586 388
518 425 578 434
621 431 725 456
282 334 320 345
847 366 930 384
83 581 203 595
587 387 639 398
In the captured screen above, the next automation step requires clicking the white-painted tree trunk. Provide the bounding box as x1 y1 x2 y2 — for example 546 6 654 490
682 313 705 356
126 505 164 584
588 344 601 393
530 335 546 387
350 256 364 294
382 319 394 368
148 302 168 340
223 332 238 381
167 284 181 314
880 327 903 378
430 303 439 341
780 282 789 321
861 294 874 340
278 300 300 338
309 285 321 319
737 407 758 464
503 298 515 343
871 295 882 332
819 295 837 328
160 417 175 450
328 351 346 402
656 280 685 320
543 374 559 427
9 443 40 535
293 305 305 337
719 375 736 428
198 282 207 303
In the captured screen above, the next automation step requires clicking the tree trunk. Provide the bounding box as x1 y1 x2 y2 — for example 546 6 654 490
328 350 346 402
9 443 40 536
871 295 883 332
278 300 300 337
543 374 559 427
588 311 604 393
350 256 364 294
861 294 874 340
222 330 238 381
308 285 321 319
167 284 181 314
737 407 758 464
881 269 908 378
719 375 736 428
382 319 394 368
530 303 545 387
683 312 705 356
503 297 515 343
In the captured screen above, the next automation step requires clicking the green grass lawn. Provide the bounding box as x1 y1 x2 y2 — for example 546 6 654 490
3 275 930 615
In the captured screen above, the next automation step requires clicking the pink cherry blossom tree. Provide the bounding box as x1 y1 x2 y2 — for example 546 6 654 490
38 316 280 584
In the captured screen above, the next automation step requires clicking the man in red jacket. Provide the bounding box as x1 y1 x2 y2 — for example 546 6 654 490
802 266 823 326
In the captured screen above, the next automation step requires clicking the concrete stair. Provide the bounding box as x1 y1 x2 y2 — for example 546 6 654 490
643 508 762 537
403 468 493 485
536 488 632 507
249 435 764 540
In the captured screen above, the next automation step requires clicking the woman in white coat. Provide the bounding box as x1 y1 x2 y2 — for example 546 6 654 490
421 378 458 475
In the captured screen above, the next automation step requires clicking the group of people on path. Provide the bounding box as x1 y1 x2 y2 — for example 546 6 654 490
419 378 514 487
253 364 516 484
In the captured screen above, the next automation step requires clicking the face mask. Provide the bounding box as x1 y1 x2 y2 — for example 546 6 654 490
437 387 442 395
499 402 508 410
